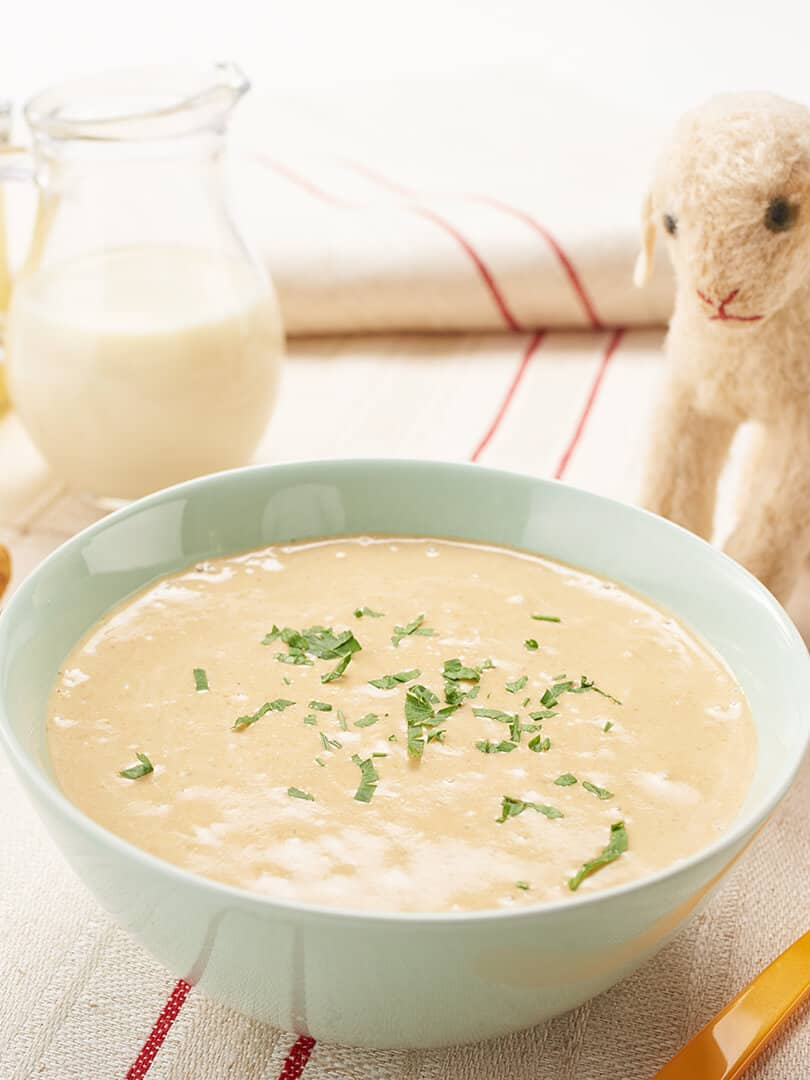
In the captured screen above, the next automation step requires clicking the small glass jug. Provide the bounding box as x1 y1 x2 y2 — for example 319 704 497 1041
0 63 284 499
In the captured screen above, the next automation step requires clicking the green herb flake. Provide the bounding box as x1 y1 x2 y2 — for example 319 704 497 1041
391 613 437 647
372 751 389 758
337 709 348 731
531 614 561 623
480 658 495 670
427 730 446 744
443 658 481 682
540 680 575 707
119 752 154 780
528 734 551 753
529 708 557 721
351 754 380 803
261 625 282 644
516 880 530 890
233 698 296 731
496 796 563 823
354 606 384 618
355 713 381 728
524 639 539 651
320 732 342 752
570 675 622 705
505 675 528 694
568 822 628 891
472 707 518 723
369 669 421 690
193 668 209 692
274 651 313 666
476 739 518 754
604 721 614 732
522 696 531 707
314 756 326 767
303 715 317 725
554 773 578 786
405 684 439 725
288 786 315 802
582 780 614 801
309 700 333 712
321 653 353 684
282 675 292 686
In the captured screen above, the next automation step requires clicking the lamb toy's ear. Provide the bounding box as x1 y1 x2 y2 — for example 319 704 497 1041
633 190 656 288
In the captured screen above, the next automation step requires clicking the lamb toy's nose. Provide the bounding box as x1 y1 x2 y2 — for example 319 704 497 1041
695 288 763 323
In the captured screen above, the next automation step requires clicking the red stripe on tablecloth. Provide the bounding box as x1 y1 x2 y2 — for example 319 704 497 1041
553 327 625 479
470 331 546 462
277 1035 317 1079
250 154 524 332
125 979 191 1080
337 159 603 329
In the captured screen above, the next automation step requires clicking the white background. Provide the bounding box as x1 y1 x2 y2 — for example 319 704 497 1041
3 0 810 114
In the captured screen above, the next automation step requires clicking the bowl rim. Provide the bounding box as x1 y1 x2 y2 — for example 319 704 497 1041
1 457 808 928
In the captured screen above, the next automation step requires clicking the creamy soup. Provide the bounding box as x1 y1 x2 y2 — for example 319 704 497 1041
47 538 756 912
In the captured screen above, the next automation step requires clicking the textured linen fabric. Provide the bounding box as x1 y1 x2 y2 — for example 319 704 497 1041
0 329 808 1079
227 66 676 335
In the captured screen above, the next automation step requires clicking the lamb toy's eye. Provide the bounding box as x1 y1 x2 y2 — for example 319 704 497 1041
663 213 678 236
764 197 797 233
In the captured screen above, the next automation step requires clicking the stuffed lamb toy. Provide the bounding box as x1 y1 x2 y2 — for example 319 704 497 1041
635 92 810 603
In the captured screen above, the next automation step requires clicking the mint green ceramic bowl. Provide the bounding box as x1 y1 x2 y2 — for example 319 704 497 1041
1 460 808 1049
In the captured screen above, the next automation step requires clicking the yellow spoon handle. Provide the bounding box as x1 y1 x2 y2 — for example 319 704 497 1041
654 930 810 1080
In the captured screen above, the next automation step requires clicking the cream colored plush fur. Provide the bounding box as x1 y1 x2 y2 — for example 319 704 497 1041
636 92 810 602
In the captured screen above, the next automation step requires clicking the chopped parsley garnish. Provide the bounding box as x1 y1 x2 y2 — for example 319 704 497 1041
309 700 332 711
271 625 362 668
233 698 296 730
604 721 614 732
314 757 326 767
303 715 317 725
387 733 397 742
524 639 539 651
541 675 622 708
472 707 518 723
354 606 384 618
369 669 420 689
528 734 551 753
282 675 292 686
568 821 628 891
319 732 342 751
321 653 353 683
351 754 379 802
119 752 154 780
443 658 481 682
355 713 381 728
496 796 563 823
193 668 209 692
522 696 530 707
582 780 614 800
288 786 314 801
531 614 561 623
554 773 578 786
505 675 528 694
476 739 517 754
337 709 348 731
427 730 446 743
528 708 557 721
391 613 437 647
480 658 495 670
516 880 530 890
404 683 440 758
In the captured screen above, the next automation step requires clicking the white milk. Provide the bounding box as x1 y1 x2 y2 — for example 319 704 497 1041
7 247 283 498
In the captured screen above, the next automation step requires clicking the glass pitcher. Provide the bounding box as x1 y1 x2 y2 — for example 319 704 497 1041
0 63 284 499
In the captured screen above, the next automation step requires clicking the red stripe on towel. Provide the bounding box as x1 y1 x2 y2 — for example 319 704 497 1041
125 979 192 1079
337 159 603 329
277 1035 317 1079
470 331 546 462
553 328 625 480
251 154 524 332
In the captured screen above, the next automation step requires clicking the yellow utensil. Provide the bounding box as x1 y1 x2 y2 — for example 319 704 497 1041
0 544 9 600
654 929 810 1079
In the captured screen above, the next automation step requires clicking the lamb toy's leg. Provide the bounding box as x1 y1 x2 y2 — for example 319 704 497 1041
641 376 736 540
723 420 810 603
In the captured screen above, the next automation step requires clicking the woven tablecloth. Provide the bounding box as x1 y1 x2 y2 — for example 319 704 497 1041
1 328 808 1079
